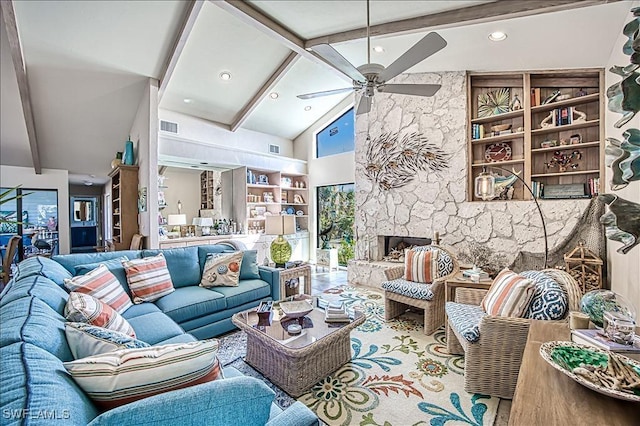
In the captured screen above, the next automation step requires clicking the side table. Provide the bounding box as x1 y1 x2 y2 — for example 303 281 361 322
316 248 338 272
445 273 492 304
279 264 312 299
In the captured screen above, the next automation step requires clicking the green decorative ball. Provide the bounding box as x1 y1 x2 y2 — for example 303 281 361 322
580 290 636 328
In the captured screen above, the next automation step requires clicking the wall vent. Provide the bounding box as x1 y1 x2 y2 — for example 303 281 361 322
269 144 280 154
160 120 178 134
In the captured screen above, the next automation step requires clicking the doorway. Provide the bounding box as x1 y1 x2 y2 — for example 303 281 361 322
70 196 98 253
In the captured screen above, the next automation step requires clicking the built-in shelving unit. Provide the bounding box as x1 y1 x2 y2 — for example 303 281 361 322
200 171 215 210
108 165 139 250
467 69 604 201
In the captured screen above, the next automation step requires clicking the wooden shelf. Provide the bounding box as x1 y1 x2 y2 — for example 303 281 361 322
471 132 525 144
247 202 280 206
530 93 600 114
531 119 600 136
471 159 525 168
531 169 599 178
282 203 309 206
471 109 524 124
532 141 600 153
247 184 279 189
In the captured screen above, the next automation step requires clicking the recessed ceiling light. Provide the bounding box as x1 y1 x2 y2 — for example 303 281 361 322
190 165 199 168
304 106 312 111
183 98 192 103
200 162 208 165
269 92 279 99
219 72 232 81
372 46 385 53
488 31 507 42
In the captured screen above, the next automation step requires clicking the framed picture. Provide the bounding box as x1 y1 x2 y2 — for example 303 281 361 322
569 134 582 145
281 177 292 188
258 175 269 185
477 88 510 117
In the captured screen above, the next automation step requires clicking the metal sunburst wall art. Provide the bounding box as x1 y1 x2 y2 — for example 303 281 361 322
364 131 449 190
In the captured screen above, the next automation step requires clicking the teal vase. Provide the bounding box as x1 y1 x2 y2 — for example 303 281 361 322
123 139 134 165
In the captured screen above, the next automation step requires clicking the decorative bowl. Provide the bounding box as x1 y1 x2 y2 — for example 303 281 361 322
279 301 313 319
490 124 512 132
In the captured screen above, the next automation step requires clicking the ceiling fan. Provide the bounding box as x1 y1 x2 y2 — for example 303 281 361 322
297 0 447 115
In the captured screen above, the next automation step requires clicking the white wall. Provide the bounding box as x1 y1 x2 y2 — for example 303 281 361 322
161 167 202 224
294 96 355 259
605 4 640 309
0 165 70 254
159 109 294 158
130 78 159 248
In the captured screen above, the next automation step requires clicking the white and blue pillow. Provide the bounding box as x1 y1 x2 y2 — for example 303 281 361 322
445 302 486 343
520 270 568 320
65 322 149 359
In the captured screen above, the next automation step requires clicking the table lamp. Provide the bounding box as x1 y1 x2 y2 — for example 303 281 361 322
192 217 214 236
167 214 187 234
474 165 548 268
265 215 296 268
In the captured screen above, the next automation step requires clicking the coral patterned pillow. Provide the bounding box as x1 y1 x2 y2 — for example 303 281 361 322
64 264 132 314
481 269 536 317
200 252 243 287
65 292 136 337
404 248 440 284
122 253 175 303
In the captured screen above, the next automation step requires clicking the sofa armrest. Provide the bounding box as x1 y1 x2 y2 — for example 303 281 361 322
455 288 487 305
259 266 281 300
88 376 274 426
266 401 319 426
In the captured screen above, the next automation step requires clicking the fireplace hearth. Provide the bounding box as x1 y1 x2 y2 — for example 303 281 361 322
382 236 432 262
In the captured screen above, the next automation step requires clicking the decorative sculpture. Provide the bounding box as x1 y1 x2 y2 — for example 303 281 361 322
606 66 640 128
605 128 640 190
598 194 640 254
364 132 449 190
545 150 582 173
540 108 587 128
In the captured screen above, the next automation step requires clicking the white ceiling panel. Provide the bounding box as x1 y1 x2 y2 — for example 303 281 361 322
332 3 631 74
248 0 492 39
242 57 353 139
0 20 32 168
160 2 292 125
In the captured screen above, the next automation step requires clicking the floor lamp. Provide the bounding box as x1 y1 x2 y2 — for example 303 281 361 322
474 165 549 268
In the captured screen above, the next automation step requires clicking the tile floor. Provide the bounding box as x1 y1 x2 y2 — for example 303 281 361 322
308 265 511 425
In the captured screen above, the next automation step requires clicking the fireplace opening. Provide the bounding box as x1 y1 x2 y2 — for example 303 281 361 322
383 236 432 262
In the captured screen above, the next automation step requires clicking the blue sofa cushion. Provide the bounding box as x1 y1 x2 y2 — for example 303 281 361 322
0 275 68 313
125 312 186 345
155 286 227 324
121 302 162 319
520 270 568 321
74 257 131 296
1 296 73 362
53 251 142 274
156 333 198 345
382 278 434 300
209 279 271 309
239 250 260 280
1 343 98 426
142 247 200 288
445 302 487 343
13 255 72 286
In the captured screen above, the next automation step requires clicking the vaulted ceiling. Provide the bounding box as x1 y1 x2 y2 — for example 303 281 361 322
0 0 632 184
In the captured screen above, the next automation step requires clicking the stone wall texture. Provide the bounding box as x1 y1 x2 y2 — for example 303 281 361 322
353 71 590 269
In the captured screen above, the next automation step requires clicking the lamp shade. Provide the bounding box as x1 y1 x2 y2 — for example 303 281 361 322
192 217 214 227
167 214 187 226
265 215 296 236
474 171 496 200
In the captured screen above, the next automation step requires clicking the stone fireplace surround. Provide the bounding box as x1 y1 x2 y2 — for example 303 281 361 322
347 71 589 288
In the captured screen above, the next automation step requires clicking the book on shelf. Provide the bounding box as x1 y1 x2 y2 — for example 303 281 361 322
531 88 541 106
572 328 640 353
471 124 485 140
587 177 600 196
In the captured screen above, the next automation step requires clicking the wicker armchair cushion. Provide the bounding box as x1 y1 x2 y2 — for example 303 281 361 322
445 302 486 343
381 278 434 300
520 270 568 320
412 245 455 278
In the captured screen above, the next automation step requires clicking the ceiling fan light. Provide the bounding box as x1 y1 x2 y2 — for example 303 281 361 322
304 106 312 111
219 72 232 81
488 31 507 42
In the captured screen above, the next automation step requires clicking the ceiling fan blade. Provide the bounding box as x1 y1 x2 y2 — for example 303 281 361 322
356 96 372 115
312 44 366 83
378 84 441 97
377 32 447 83
297 87 354 100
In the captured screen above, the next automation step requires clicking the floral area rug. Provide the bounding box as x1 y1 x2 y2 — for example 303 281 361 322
219 285 499 425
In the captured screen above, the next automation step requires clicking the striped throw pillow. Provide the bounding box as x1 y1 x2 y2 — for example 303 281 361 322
64 264 132 313
404 248 440 283
122 253 175 303
63 340 221 409
481 269 536 317
65 322 149 359
65 292 136 337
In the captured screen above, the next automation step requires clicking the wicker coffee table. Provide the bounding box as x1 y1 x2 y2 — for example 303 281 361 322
232 299 365 397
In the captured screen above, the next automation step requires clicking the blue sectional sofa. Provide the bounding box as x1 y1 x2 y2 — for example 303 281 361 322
0 244 318 426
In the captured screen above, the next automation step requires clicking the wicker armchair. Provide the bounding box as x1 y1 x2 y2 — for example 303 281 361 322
445 269 581 399
383 245 459 335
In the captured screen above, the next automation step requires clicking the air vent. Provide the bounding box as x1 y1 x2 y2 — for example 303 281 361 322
160 120 178 134
269 144 280 154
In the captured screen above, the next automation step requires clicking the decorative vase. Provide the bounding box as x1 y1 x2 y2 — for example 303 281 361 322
580 289 636 328
122 139 135 165
110 152 123 169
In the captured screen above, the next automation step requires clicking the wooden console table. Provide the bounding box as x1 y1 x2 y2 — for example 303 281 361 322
509 321 640 425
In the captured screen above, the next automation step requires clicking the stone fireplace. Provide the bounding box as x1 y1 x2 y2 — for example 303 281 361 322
380 236 432 262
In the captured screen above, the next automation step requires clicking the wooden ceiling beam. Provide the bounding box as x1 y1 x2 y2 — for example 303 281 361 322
158 0 205 102
231 52 299 132
212 0 350 82
1 1 41 173
305 0 620 47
